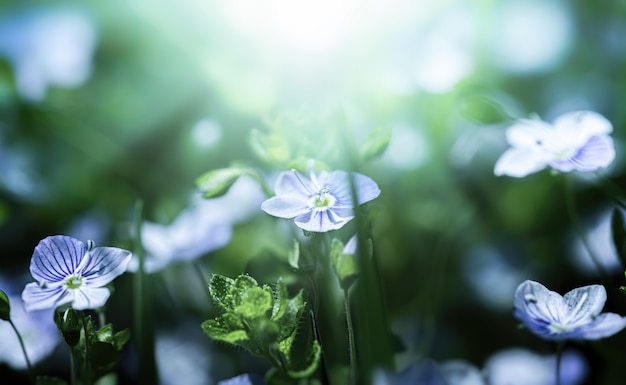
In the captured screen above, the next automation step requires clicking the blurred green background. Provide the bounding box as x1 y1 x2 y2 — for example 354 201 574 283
2 0 626 384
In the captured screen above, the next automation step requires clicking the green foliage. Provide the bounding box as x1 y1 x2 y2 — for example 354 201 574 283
196 166 257 198
360 126 392 162
202 274 319 378
611 208 626 269
54 309 130 384
329 239 360 291
36 376 69 385
459 94 511 124
0 289 10 321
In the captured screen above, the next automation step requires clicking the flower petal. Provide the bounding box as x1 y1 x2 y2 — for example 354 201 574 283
576 312 626 340
21 282 71 311
561 284 606 325
71 287 110 310
261 196 310 219
294 210 352 232
505 119 552 148
30 235 86 284
79 246 132 287
514 280 567 329
494 148 550 177
317 171 381 205
549 135 615 172
274 170 317 197
553 111 613 146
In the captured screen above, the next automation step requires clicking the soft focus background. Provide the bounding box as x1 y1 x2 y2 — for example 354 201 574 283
2 0 626 384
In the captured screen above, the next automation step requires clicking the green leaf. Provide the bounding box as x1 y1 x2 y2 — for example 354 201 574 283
112 329 131 351
196 167 255 198
274 290 305 343
611 208 626 269
360 126 392 161
287 340 321 379
287 240 300 270
209 274 235 311
201 318 249 344
234 286 274 319
459 94 510 124
0 289 10 321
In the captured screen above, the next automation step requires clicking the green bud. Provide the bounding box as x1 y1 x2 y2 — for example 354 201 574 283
54 308 81 346
0 289 10 321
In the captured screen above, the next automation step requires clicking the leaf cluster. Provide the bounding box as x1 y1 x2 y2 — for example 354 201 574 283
202 274 320 380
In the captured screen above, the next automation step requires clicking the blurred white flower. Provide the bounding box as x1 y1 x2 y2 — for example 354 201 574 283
0 8 97 101
0 278 59 369
484 348 588 385
128 176 265 273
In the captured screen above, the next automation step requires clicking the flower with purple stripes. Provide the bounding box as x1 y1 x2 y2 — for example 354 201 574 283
22 235 132 311
494 111 615 177
261 164 381 232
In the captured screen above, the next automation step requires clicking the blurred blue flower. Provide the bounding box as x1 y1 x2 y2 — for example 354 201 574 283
484 347 588 385
218 373 265 385
261 164 381 232
0 278 59 369
494 111 615 177
514 280 626 341
373 359 447 385
128 176 264 273
0 7 97 101
22 235 132 311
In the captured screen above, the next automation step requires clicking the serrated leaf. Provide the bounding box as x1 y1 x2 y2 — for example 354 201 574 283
112 329 130 351
287 340 321 379
272 278 289 320
0 289 10 321
277 324 298 359
361 126 392 161
234 275 259 292
196 167 254 198
611 208 626 269
234 286 274 319
275 290 305 342
96 324 114 344
209 274 235 311
201 319 249 344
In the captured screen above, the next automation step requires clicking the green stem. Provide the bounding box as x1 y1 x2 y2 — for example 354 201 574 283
133 200 158 384
78 311 92 385
343 288 357 385
70 349 77 385
564 174 608 277
97 308 106 328
8 319 34 380
555 341 565 385
309 309 330 385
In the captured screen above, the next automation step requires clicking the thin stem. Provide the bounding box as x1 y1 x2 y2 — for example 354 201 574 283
343 288 357 385
78 311 92 385
8 319 34 379
193 261 213 306
309 309 330 385
70 349 78 385
564 174 608 277
97 308 106 328
555 341 565 385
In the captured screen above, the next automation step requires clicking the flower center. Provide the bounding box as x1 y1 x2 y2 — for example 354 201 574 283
549 322 573 334
309 187 336 211
64 275 84 290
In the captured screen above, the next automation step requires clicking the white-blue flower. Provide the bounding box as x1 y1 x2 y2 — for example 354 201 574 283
261 167 381 233
494 111 615 177
514 280 626 341
22 235 131 311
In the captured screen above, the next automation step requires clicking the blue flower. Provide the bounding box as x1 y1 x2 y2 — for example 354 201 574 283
514 280 626 341
217 373 265 385
22 235 132 311
494 111 615 177
261 166 381 232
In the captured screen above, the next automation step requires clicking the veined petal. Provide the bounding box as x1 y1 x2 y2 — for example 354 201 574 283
553 111 613 147
514 281 567 325
71 286 110 310
30 235 85 284
561 284 606 325
576 313 626 340
274 170 317 197
22 282 71 311
261 196 310 218
494 148 550 177
550 135 615 173
294 210 351 232
79 246 132 287
505 119 552 148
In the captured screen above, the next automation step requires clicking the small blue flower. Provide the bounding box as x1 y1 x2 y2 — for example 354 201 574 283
22 235 132 311
494 111 615 177
261 165 381 232
514 280 626 341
